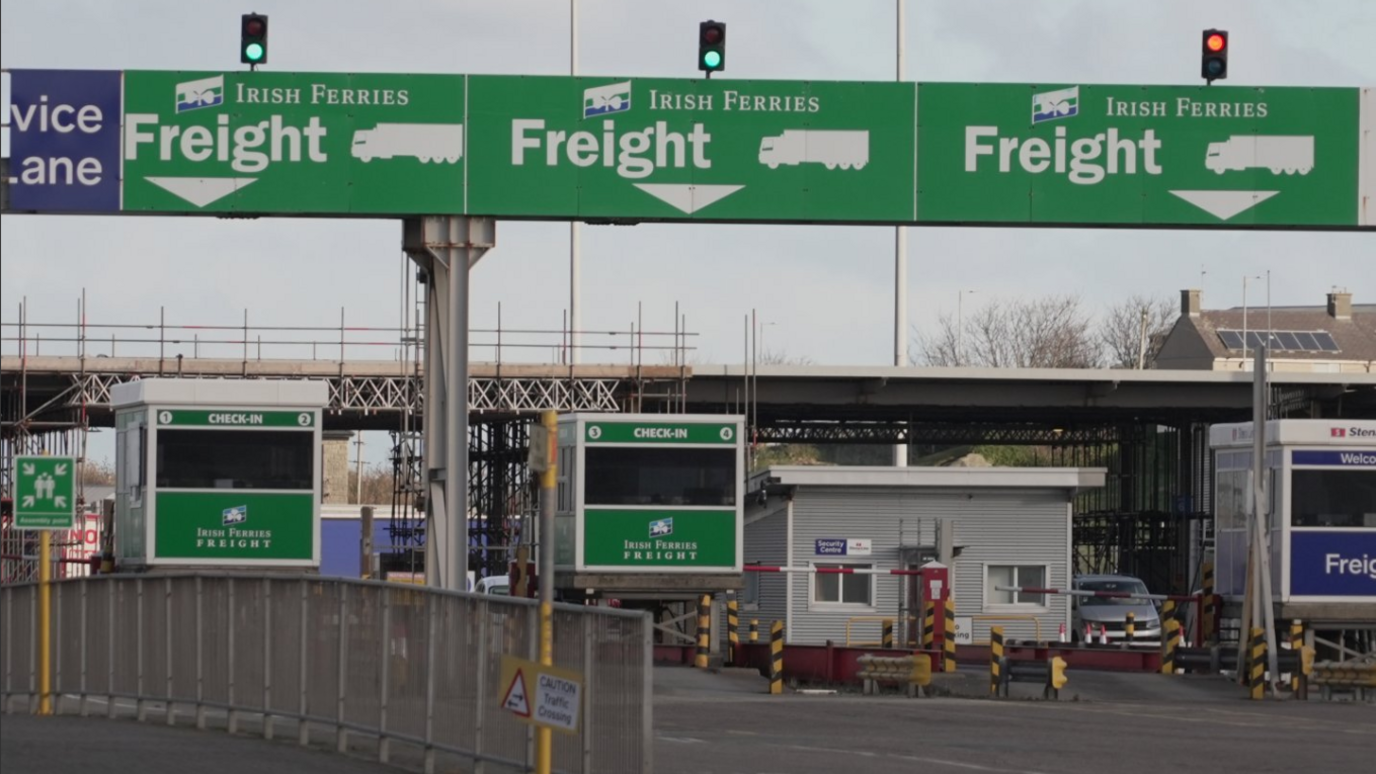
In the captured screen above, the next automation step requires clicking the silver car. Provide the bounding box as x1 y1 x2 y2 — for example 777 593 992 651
1070 574 1162 647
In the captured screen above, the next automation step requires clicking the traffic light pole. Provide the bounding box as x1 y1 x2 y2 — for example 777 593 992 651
891 0 908 468
569 0 581 365
403 217 495 591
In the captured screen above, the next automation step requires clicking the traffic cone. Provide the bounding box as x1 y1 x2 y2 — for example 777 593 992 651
1084 623 1093 645
1099 624 1109 646
1059 623 1067 643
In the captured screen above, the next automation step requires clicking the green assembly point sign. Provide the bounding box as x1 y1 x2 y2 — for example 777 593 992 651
582 509 736 568
916 83 1361 227
13 456 77 530
155 409 316 428
584 421 738 444
121 71 466 215
466 76 916 222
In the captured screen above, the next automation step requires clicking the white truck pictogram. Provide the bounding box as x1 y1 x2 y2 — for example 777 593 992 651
351 123 464 164
1204 135 1314 175
758 130 869 170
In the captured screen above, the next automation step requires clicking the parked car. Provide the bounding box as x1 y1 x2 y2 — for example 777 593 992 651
1070 574 1162 646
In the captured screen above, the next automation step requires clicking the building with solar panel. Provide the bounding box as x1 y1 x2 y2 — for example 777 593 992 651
1153 290 1375 372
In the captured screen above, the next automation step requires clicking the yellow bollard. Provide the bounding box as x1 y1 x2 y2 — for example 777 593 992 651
39 530 52 716
1248 627 1266 701
989 626 1004 697
769 621 784 695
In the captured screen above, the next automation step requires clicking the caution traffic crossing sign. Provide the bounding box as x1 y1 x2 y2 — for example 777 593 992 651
498 655 583 733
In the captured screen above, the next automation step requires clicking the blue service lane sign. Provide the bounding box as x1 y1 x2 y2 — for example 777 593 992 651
1290 531 1376 597
1292 450 1376 466
3 69 121 212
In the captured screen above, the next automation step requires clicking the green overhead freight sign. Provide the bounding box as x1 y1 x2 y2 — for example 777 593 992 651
3 69 1371 229
917 83 1363 227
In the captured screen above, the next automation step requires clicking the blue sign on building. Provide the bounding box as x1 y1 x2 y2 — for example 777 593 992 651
1290 531 1376 597
1291 450 1376 466
5 69 122 212
815 538 848 556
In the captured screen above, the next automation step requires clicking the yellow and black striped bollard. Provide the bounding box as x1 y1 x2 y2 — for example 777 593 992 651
990 626 1004 697
1125 611 1136 646
1289 620 1303 694
727 594 739 666
769 620 784 695
750 619 759 643
922 601 936 650
695 594 710 669
1248 627 1266 700
1160 618 1179 675
943 598 957 672
882 618 895 648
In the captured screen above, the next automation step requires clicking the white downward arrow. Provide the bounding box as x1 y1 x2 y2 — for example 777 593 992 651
54 463 68 475
54 496 68 508
22 496 35 507
1169 190 1280 221
634 184 744 214
146 177 259 208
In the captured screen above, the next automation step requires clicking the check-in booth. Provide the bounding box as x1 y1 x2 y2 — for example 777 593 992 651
1210 419 1376 624
111 378 327 570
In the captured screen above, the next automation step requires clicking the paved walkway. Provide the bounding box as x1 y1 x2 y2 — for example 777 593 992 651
1 714 401 774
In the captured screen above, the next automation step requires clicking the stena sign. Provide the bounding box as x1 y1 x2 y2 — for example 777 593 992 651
3 69 121 212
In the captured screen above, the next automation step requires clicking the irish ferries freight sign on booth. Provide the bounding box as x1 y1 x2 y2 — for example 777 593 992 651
554 414 744 578
110 378 327 568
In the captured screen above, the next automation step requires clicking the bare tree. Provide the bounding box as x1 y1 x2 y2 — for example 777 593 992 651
80 458 115 486
915 294 1100 368
348 464 396 505
1101 295 1178 369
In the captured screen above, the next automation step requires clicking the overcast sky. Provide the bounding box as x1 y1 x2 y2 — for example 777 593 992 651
3 0 1374 464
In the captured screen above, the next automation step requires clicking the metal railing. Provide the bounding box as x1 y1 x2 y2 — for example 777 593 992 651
1 573 653 774
2 301 697 366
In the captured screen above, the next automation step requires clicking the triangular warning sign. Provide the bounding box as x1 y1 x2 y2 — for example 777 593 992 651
502 669 531 717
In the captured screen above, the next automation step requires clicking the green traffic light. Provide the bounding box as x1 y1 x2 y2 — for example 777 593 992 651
703 50 722 69
245 42 265 62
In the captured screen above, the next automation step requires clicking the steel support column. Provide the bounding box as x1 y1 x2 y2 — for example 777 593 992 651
403 217 495 591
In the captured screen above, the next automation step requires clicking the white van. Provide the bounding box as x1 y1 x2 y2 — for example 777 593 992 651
475 576 510 596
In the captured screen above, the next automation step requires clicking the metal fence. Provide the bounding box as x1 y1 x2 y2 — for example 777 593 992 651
1 573 653 774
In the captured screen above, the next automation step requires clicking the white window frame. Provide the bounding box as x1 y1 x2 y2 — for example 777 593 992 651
807 560 876 613
983 563 1051 614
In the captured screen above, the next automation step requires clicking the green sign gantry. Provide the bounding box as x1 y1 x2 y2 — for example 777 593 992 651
13 456 77 530
4 68 1371 229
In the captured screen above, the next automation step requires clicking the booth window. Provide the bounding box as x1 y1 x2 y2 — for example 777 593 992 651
156 429 314 490
811 563 873 608
1291 469 1376 528
584 447 735 506
985 565 1048 607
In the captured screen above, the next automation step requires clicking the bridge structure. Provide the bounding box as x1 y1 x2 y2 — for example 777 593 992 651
5 318 1374 593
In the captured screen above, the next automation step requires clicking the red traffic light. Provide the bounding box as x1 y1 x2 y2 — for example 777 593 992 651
701 23 723 45
1206 33 1226 52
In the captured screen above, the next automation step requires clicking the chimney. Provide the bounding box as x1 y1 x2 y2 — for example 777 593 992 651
1181 289 1202 318
1327 291 1352 320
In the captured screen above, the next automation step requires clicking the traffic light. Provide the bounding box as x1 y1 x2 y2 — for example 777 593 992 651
1201 29 1228 83
241 13 269 66
698 20 726 76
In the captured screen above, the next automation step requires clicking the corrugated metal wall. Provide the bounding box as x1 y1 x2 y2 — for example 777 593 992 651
783 487 1070 645
743 505 788 634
